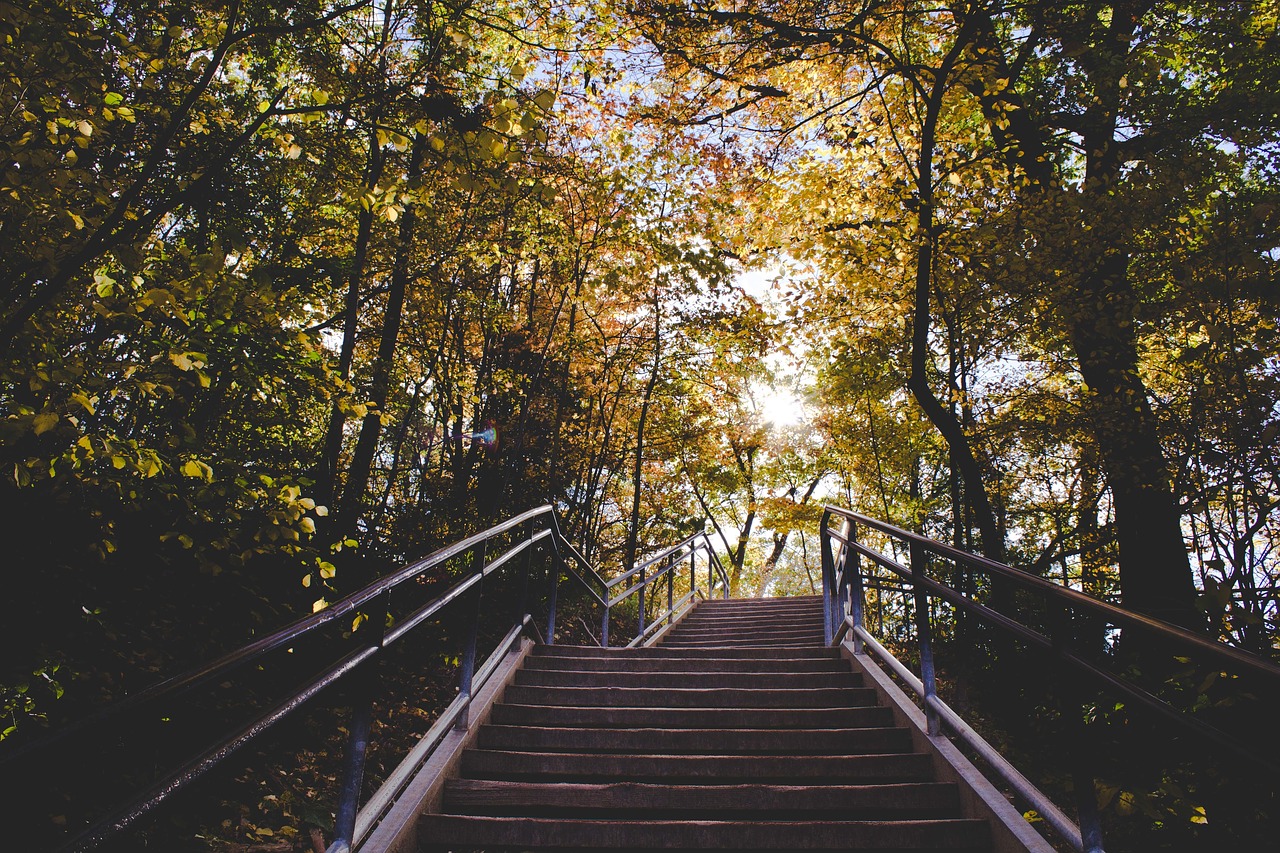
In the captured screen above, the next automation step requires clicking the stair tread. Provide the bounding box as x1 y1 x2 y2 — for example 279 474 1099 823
476 724 912 754
490 704 894 728
444 779 962 815
503 684 880 708
419 814 991 849
532 645 838 658
523 656 845 673
407 598 998 852
462 749 935 782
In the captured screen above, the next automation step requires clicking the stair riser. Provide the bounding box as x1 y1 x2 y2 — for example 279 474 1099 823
476 725 913 755
531 645 838 659
513 670 853 689
665 625 824 637
489 705 896 730
677 615 826 627
696 596 821 607
461 750 937 783
667 621 826 633
443 779 962 819
659 640 826 649
522 656 846 674
419 814 991 850
502 685 880 709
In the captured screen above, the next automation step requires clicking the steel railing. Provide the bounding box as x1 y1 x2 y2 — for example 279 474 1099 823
821 504 1280 853
0 506 727 852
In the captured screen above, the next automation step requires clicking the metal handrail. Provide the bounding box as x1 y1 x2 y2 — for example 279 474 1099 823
596 531 729 647
3 506 728 852
821 504 1280 853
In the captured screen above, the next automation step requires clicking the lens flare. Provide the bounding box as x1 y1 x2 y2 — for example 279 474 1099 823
473 423 498 448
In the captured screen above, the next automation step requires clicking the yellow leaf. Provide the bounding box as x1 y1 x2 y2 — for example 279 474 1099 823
32 413 59 435
302 573 311 588
312 598 329 613
181 459 204 478
77 120 93 137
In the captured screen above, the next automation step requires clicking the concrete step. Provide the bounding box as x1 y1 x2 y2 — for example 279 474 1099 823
531 644 838 659
673 618 826 633
522 655 846 673
502 684 880 709
678 613 823 625
513 668 855 690
443 779 963 819
660 639 826 649
475 725 913 755
489 704 896 730
696 595 822 608
461 749 937 784
419 814 991 849
662 628 825 643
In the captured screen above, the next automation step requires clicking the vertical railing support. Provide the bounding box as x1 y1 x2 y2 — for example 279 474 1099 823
637 564 647 641
820 510 835 645
666 555 674 625
456 544 486 730
545 541 560 645
1049 604 1107 853
909 539 941 737
600 598 611 649
847 519 866 655
331 587 389 852
518 520 534 624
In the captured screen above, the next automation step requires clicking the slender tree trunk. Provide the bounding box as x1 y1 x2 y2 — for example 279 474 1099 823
335 136 427 538
623 297 662 575
904 29 1006 564
315 134 385 510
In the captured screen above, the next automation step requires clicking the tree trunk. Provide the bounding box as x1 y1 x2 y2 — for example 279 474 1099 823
1068 249 1198 627
335 136 427 539
623 297 662 575
904 27 1006 564
314 134 385 510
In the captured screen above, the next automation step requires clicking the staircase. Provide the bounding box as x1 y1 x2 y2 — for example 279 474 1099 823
418 595 994 850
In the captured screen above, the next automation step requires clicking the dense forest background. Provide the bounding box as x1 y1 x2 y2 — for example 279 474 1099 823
2 0 1279 849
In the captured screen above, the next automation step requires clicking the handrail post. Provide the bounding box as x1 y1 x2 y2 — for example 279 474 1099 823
637 564 647 642
518 519 535 623
848 519 866 655
545 538 561 645
601 598 610 648
820 509 835 645
456 543 486 729
909 539 941 737
707 545 713 596
666 555 674 625
331 587 389 852
689 545 697 601
1049 603 1106 853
